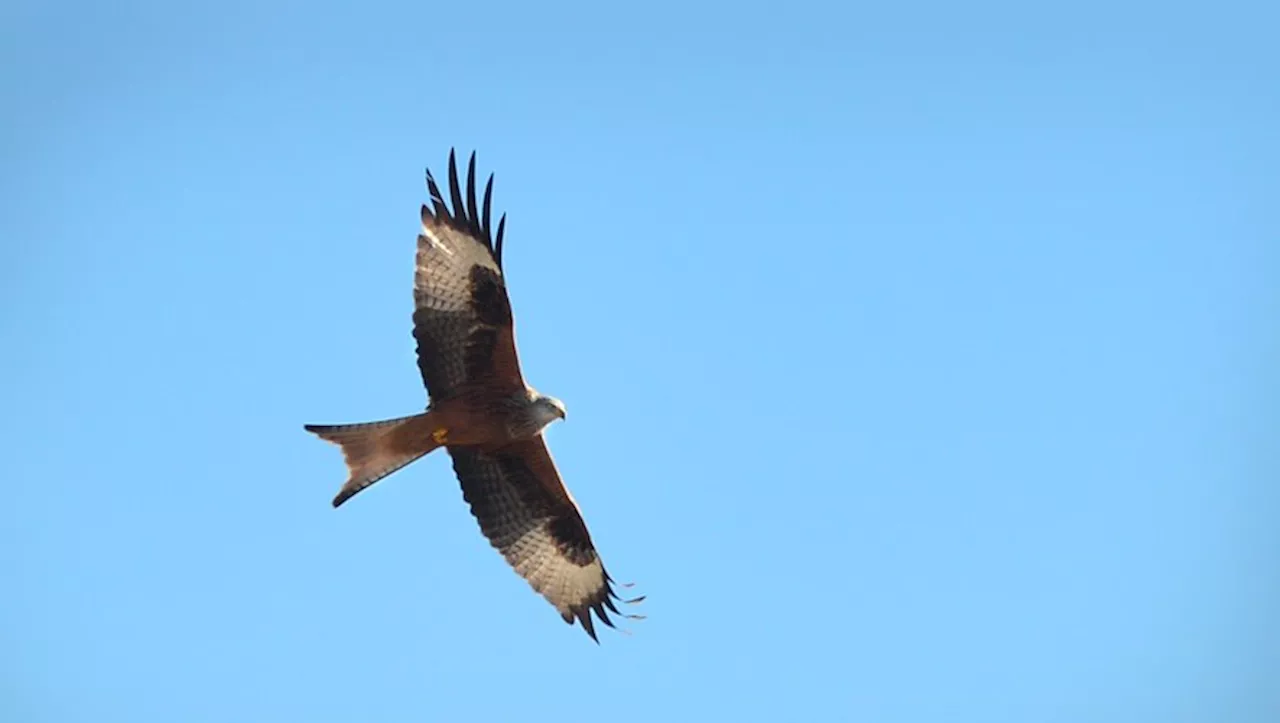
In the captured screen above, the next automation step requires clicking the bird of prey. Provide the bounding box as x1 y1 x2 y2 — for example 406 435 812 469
304 150 642 641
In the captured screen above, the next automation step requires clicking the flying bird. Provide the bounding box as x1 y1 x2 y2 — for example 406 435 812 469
304 150 643 641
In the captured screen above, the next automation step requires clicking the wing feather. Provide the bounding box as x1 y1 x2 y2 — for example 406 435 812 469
448 437 643 642
413 150 524 400
465 153 480 232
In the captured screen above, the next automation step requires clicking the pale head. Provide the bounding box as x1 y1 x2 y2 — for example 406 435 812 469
518 386 566 436
532 394 567 425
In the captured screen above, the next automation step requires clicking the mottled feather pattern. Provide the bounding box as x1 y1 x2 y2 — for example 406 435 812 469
449 438 642 641
412 151 514 400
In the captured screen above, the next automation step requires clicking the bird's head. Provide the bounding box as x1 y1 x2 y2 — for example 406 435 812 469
537 394 567 422
526 389 567 429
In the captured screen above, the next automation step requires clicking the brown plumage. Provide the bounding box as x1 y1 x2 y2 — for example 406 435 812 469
304 150 643 642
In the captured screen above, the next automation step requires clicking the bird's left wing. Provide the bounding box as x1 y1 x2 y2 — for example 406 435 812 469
447 437 644 641
412 150 525 402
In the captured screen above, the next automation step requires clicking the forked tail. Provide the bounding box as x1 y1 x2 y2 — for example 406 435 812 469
304 412 442 507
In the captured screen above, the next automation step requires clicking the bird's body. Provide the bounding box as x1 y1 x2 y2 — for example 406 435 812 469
304 150 641 641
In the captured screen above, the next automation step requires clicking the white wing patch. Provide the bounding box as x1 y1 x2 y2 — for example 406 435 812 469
421 228 455 256
506 525 608 616
415 221 501 314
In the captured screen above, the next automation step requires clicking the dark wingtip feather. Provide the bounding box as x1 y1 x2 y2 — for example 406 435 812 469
494 213 506 267
575 607 600 643
591 600 616 630
465 152 480 236
424 168 449 219
481 173 494 239
606 577 646 605
446 149 466 226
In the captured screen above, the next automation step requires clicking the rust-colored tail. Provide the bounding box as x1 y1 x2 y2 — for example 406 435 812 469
304 412 443 508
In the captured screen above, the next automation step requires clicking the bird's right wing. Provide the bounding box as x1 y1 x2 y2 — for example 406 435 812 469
447 436 644 642
412 150 525 401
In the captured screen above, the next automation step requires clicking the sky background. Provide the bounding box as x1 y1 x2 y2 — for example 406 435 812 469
3 1 1277 721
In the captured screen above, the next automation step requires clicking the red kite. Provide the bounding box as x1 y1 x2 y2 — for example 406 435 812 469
305 150 643 641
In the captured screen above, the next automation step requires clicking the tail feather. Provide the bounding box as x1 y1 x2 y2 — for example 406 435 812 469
304 412 441 507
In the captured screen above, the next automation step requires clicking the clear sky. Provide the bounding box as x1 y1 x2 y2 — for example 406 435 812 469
3 1 1276 721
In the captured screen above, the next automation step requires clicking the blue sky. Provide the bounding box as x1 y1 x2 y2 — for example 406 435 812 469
3 1 1276 721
